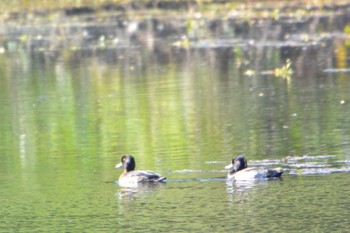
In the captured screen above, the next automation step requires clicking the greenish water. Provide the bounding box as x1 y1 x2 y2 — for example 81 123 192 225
1 43 350 232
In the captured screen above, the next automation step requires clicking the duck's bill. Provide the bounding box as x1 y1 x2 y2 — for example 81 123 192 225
115 162 123 168
225 163 233 169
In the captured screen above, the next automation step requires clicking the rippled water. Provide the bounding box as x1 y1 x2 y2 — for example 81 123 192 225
1 39 350 231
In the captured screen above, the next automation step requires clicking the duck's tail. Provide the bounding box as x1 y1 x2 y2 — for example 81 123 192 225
148 174 166 182
274 171 283 178
267 169 283 178
155 176 167 182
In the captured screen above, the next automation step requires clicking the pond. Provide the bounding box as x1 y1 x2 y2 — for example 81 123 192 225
1 7 350 231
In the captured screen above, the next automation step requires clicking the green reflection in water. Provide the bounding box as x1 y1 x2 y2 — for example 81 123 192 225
1 47 350 169
1 45 350 231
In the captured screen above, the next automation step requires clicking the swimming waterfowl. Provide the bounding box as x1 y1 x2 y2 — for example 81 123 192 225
116 155 166 187
225 155 283 180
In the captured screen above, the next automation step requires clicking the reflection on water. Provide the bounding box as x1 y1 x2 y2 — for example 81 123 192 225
226 179 270 194
2 44 350 166
117 182 166 203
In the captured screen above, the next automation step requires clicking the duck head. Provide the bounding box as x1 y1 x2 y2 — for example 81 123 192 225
225 155 248 172
116 155 136 172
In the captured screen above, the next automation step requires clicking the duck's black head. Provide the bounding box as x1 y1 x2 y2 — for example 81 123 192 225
116 155 136 172
225 155 248 173
233 155 247 171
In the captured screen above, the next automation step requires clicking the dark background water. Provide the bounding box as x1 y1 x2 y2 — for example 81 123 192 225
2 2 350 231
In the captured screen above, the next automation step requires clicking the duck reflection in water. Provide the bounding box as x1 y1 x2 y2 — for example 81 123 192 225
226 178 269 195
117 182 166 202
225 155 283 181
116 155 166 188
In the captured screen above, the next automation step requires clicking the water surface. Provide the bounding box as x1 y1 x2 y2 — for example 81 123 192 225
1 36 350 232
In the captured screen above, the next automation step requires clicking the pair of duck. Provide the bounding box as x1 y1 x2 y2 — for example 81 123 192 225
116 155 283 187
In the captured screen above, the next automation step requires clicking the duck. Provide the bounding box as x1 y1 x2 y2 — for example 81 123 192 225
225 155 283 180
116 155 166 187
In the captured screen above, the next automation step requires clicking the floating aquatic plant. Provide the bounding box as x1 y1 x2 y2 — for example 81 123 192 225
244 59 292 79
274 59 292 79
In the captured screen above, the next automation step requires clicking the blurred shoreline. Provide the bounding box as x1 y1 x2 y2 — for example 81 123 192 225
0 0 349 77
